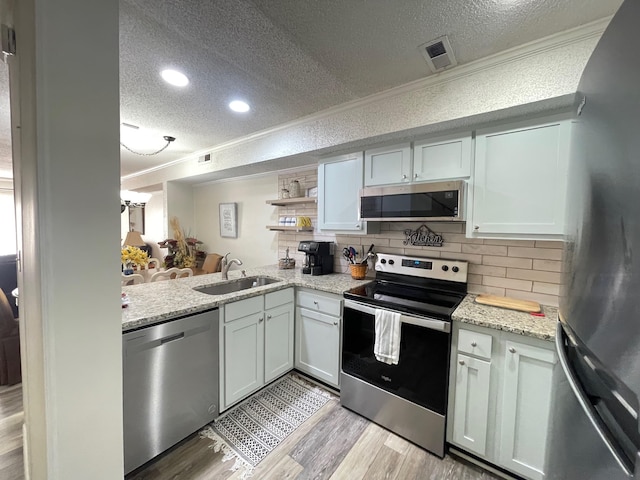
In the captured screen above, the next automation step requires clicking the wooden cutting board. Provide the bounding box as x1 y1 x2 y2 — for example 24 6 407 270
475 294 541 313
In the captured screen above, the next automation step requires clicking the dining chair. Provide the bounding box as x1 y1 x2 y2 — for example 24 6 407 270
121 273 145 286
0 288 20 385
149 267 193 282
201 253 223 274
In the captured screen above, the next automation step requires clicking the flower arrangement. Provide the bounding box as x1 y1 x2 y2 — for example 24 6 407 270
121 245 149 268
158 217 206 268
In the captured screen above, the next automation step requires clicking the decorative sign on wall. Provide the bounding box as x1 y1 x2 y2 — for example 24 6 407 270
403 224 443 247
219 202 238 238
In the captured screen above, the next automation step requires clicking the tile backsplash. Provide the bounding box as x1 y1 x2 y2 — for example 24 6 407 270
277 170 563 307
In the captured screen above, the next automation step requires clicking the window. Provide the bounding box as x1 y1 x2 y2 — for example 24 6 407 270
0 189 17 255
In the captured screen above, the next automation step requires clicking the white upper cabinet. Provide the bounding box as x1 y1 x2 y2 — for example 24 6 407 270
364 143 412 186
413 134 472 181
468 119 571 239
364 135 472 187
318 152 377 233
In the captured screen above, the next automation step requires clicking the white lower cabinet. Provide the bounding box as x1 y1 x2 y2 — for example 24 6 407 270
452 354 491 457
294 289 342 388
221 288 294 411
499 341 556 480
448 323 557 480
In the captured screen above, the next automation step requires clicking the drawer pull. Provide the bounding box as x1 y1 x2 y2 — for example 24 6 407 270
509 347 516 354
333 321 338 326
459 360 465 366
402 174 407 180
313 301 319 306
267 315 272 321
259 317 264 323
471 341 477 347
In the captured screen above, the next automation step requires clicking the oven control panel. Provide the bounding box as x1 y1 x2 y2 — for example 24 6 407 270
375 253 468 283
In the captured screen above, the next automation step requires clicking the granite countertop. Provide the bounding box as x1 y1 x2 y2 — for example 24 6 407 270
121 265 371 331
452 294 558 341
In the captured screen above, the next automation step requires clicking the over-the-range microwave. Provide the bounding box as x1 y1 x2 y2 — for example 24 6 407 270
360 180 465 222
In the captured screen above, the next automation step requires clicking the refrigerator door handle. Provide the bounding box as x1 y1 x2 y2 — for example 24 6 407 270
556 323 634 477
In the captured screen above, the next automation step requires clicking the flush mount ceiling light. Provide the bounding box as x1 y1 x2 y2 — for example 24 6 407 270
160 69 189 87
229 100 250 113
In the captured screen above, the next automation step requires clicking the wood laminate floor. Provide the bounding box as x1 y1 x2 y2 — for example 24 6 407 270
129 397 500 480
0 384 499 479
0 384 24 480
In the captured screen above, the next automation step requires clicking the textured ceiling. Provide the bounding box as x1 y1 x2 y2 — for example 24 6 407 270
0 0 623 180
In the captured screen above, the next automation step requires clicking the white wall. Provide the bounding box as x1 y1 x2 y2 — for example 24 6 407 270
194 174 279 270
12 0 122 478
141 190 165 260
166 180 194 236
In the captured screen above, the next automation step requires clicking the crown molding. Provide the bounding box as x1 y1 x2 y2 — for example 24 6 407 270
122 16 610 183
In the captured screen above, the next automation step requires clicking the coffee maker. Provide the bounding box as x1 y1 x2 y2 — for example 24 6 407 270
298 241 334 276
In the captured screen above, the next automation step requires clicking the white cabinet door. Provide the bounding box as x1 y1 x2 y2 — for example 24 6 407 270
318 153 365 232
264 302 294 383
295 307 340 387
452 354 491 457
364 143 411 186
471 120 571 236
413 134 472 182
499 340 556 480
224 312 264 408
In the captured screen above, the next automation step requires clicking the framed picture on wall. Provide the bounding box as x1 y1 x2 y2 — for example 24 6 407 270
128 205 145 234
219 203 238 238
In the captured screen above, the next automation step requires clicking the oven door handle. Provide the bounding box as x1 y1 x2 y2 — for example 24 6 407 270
344 299 450 333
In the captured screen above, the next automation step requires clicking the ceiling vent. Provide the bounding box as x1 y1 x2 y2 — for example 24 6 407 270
198 153 212 164
418 36 457 73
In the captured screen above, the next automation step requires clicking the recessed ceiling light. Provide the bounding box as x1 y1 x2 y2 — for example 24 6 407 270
229 100 250 113
161 69 189 87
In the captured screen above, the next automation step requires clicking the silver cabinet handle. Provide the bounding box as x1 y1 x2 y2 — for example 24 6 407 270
355 224 361 229
402 174 407 180
414 173 418 179
471 341 477 347
333 321 338 326
259 317 264 323
313 301 318 305
474 225 480 230
267 315 272 320
459 360 465 365
509 347 516 354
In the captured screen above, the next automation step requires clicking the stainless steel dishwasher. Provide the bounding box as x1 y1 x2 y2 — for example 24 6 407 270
123 308 219 474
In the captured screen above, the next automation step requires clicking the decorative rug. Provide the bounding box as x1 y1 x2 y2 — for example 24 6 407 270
200 373 333 477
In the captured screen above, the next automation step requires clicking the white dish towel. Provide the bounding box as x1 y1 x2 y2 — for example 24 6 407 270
374 309 402 365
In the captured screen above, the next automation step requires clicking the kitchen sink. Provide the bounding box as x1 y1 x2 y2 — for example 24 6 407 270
193 276 282 296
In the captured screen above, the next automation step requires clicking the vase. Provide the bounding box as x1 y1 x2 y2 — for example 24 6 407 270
123 262 134 275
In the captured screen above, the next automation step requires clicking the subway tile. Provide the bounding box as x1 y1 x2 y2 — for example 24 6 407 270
462 244 508 256
505 289 559 307
482 255 533 269
468 284 506 297
534 240 564 249
469 264 507 277
483 239 536 247
533 259 563 272
483 276 532 292
533 282 561 296
445 234 484 245
508 246 562 260
467 274 483 285
440 252 482 264
507 268 561 284
375 247 405 255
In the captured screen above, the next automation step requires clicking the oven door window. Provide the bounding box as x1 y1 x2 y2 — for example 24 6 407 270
342 307 450 415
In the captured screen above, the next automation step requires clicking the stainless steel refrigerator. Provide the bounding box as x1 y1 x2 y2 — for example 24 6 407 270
547 0 640 478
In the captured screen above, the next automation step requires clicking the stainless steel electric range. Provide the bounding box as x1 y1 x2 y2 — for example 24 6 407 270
341 253 468 457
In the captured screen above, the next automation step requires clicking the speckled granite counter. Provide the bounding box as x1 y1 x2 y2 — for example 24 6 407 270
452 294 558 341
121 265 371 331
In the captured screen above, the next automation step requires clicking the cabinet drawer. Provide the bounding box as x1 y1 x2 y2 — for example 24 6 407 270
224 295 263 323
458 329 493 360
265 288 294 310
297 291 342 317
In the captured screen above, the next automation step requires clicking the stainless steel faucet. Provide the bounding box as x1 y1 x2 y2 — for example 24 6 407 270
221 253 243 280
